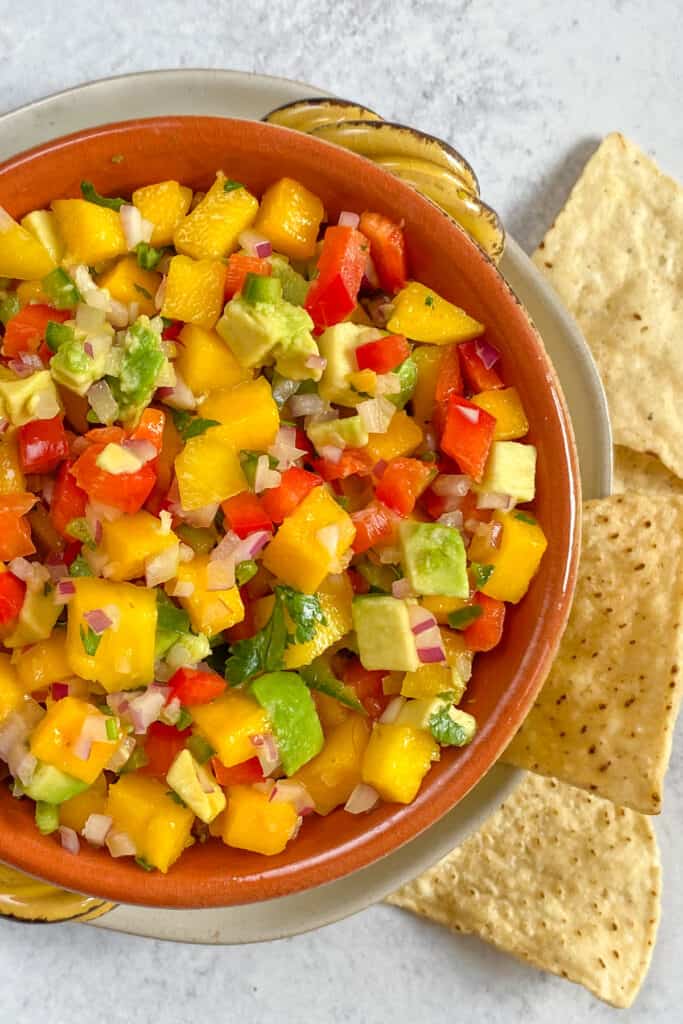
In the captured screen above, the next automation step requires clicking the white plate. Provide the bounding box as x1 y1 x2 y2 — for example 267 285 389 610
0 69 611 944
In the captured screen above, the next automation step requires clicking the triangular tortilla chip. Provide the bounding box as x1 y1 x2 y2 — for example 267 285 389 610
612 445 683 496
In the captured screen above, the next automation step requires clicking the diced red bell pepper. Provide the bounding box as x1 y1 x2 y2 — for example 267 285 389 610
463 592 506 652
440 395 496 482
226 592 257 643
0 571 26 624
1 305 70 358
51 461 88 538
62 541 82 567
304 225 369 331
355 333 410 374
129 408 165 454
375 457 434 516
341 658 391 718
311 448 374 482
351 501 396 554
167 667 226 706
261 466 322 523
211 755 264 786
221 491 273 539
358 212 408 295
295 428 314 460
162 320 184 341
433 343 464 432
0 493 36 560
458 339 504 393
224 253 271 299
18 415 68 474
71 443 156 513
347 567 370 595
83 425 127 446
139 722 192 777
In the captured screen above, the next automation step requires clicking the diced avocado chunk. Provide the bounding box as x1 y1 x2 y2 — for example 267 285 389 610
251 671 324 776
269 254 310 306
389 357 417 409
355 557 400 594
0 370 61 426
166 748 226 823
399 521 468 598
35 800 60 834
428 706 477 747
318 323 385 406
352 595 420 672
50 331 111 397
474 441 537 503
395 696 453 731
217 294 320 381
109 316 166 424
307 414 369 452
3 586 61 649
24 763 89 805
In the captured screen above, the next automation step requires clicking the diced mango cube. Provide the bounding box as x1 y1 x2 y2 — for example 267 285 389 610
132 180 193 247
161 255 227 329
401 663 465 701
198 377 280 451
263 487 356 594
0 209 56 280
51 199 127 265
101 510 178 582
479 509 548 604
293 715 370 815
20 210 64 265
387 282 484 345
471 386 529 441
170 554 244 636
174 427 247 510
66 578 157 691
59 773 108 832
0 653 23 723
97 256 161 317
190 692 269 768
106 775 194 873
30 697 118 784
313 691 350 732
175 324 248 397
221 784 299 856
361 723 439 803
420 594 467 625
12 629 71 692
411 345 443 427
364 409 423 464
254 177 325 261
173 173 259 260
0 431 25 494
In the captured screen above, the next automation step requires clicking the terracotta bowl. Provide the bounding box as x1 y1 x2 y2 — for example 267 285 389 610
0 117 580 908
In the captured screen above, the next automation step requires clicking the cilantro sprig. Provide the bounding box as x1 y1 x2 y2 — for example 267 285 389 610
429 708 472 747
80 624 101 656
80 180 126 211
170 408 220 442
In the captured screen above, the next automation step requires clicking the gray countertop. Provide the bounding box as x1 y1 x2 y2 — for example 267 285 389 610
1 2 682 1021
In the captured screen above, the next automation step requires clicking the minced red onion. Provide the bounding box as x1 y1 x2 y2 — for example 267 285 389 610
474 337 501 370
181 502 218 529
58 826 80 855
317 444 343 464
107 298 130 329
305 354 327 374
54 579 76 604
418 644 447 664
268 425 306 470
373 459 387 478
391 577 415 599
210 531 241 562
122 439 157 464
13 750 37 787
51 682 69 701
363 254 380 290
72 733 92 761
128 688 166 735
106 735 136 772
378 696 406 724
46 560 68 582
250 733 280 776
154 276 167 312
82 813 113 847
119 204 153 249
378 545 401 564
178 543 195 563
288 393 325 418
344 783 380 815
106 830 136 858
364 295 394 328
237 228 272 258
438 510 464 529
338 210 360 229
145 544 180 588
8 557 47 587
160 696 182 726
157 371 196 410
236 530 271 561
473 520 503 549
269 780 315 815
476 491 514 511
84 608 112 635
254 454 281 494
432 474 471 498
271 376 299 407
9 353 43 377
0 418 8 434
105 692 130 716
84 504 103 547
458 405 480 424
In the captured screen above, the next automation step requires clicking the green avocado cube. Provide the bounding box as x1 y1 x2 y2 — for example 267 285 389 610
352 595 420 672
251 671 324 776
24 763 89 805
318 323 386 406
307 414 369 452
399 521 468 597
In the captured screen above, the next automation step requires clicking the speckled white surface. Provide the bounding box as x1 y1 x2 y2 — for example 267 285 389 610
0 2 682 1021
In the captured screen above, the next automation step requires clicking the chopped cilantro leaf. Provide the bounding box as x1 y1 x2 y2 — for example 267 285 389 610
300 658 365 713
166 790 187 807
80 624 101 656
156 590 190 634
470 562 494 588
80 180 126 211
187 734 215 764
223 179 244 192
429 708 472 747
66 517 96 549
135 855 155 872
135 241 165 271
235 560 258 587
448 605 483 630
133 283 153 301
170 408 221 442
69 554 93 577
175 708 193 731
424 294 435 307
514 511 537 525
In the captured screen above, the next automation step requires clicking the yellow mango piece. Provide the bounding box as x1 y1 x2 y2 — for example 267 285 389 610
361 723 439 803
59 773 107 833
173 173 259 260
0 208 56 280
191 692 269 768
16 280 49 306
263 487 356 594
174 427 247 510
97 256 161 317
170 554 244 636
20 210 64 265
293 715 370 815
314 691 350 732
132 180 193 247
0 653 23 724
411 345 444 427
66 578 157 692
106 775 194 873
421 594 467 625
12 629 71 692
401 662 465 701
30 697 117 784
51 199 127 265
0 430 25 494
198 377 280 451
161 255 227 329
471 386 529 441
101 510 178 582
221 784 299 855
176 324 248 397
387 282 484 345
479 509 548 604
254 177 325 261
364 409 423 463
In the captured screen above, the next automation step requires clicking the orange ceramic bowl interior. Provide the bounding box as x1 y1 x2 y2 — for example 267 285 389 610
0 117 580 908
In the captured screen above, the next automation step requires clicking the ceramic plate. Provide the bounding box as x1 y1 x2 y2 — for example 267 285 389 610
0 69 611 943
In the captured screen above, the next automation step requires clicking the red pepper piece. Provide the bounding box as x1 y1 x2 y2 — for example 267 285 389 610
1 305 69 358
0 571 26 624
463 592 506 652
304 225 368 331
375 457 434 516
261 467 322 524
221 491 272 539
18 415 68 474
50 461 88 538
457 339 504 393
167 667 226 706
440 395 496 482
355 333 410 374
358 212 408 295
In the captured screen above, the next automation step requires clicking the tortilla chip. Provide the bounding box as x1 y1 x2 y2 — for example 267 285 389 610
613 445 683 496
503 494 683 812
533 133 683 478
388 773 660 1008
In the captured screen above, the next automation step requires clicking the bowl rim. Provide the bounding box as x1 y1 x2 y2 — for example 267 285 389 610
0 115 581 908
